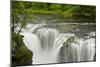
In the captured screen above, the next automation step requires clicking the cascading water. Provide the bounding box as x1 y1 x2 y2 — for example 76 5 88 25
19 23 95 64
58 37 95 62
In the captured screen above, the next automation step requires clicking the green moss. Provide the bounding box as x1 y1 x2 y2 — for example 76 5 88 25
12 32 33 66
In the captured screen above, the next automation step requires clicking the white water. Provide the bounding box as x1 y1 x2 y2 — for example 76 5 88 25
59 37 95 62
19 24 95 64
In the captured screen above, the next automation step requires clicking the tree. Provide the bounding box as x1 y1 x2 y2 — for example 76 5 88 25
12 1 35 35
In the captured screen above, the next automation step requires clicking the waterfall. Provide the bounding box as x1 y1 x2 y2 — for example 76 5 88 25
58 37 95 62
20 23 95 64
35 28 59 50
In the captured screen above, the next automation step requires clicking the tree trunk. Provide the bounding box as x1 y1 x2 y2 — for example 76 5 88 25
17 23 25 35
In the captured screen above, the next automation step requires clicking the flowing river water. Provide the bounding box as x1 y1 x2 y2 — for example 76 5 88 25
15 15 96 64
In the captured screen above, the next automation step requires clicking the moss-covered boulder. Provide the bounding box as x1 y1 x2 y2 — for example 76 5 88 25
12 32 33 66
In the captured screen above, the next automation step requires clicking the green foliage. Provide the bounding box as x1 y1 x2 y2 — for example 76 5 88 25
61 6 80 18
12 1 37 33
15 46 32 64
12 1 96 19
12 32 33 66
50 4 62 10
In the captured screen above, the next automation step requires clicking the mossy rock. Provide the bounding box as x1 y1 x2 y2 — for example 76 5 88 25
12 32 33 66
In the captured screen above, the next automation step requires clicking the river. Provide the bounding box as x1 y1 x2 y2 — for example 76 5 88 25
15 15 96 64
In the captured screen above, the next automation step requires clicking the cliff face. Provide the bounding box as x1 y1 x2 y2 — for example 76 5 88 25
12 32 33 66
